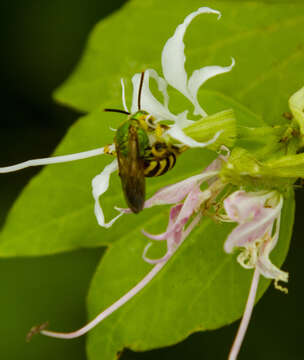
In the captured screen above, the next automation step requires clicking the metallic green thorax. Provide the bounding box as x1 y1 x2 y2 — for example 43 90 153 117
114 110 151 213
114 111 150 157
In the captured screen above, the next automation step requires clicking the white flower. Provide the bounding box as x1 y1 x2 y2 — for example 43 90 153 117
130 7 235 142
0 7 235 228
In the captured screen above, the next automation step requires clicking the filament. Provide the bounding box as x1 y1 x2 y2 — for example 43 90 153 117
37 215 201 339
120 78 129 113
228 268 260 360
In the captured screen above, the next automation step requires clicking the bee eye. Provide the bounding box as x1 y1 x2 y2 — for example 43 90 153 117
152 142 167 157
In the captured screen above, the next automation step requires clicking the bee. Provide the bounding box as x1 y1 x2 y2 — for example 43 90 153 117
105 72 182 213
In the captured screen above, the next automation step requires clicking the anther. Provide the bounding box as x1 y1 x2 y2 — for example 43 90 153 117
26 321 49 342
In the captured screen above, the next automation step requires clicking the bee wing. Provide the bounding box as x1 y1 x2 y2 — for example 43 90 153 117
116 125 146 213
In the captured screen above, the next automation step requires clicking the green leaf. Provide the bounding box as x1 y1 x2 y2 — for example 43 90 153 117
55 0 304 127
0 0 297 357
0 91 264 257
0 0 299 257
86 192 294 360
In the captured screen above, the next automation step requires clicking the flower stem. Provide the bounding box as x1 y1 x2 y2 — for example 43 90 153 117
228 268 260 360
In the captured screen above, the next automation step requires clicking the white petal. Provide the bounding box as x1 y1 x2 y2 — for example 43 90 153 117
131 70 175 120
120 78 129 113
150 69 170 109
161 7 221 105
0 147 106 173
92 159 123 228
167 124 222 148
175 110 194 129
257 232 288 282
188 58 235 115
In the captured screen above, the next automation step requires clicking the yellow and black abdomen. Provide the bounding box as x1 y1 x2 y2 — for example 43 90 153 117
144 153 176 177
143 142 177 177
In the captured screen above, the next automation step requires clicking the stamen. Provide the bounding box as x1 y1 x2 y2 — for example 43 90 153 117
120 78 129 113
38 216 201 339
274 279 288 294
40 260 168 339
0 148 106 173
26 321 49 342
228 268 260 360
38 214 202 340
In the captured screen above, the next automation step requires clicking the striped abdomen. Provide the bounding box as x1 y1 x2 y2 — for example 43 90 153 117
144 152 176 177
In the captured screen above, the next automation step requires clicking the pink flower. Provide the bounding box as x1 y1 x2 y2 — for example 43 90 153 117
140 157 224 264
31 155 225 341
27 154 289 360
223 190 288 360
224 190 287 284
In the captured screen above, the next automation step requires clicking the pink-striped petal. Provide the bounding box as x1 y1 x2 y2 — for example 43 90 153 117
142 204 183 241
224 191 271 222
144 170 218 208
224 191 283 253
224 209 274 253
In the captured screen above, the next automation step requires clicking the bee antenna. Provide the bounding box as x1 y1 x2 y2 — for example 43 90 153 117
138 71 145 110
104 109 130 115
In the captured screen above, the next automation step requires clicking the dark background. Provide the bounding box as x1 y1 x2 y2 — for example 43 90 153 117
0 1 302 359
